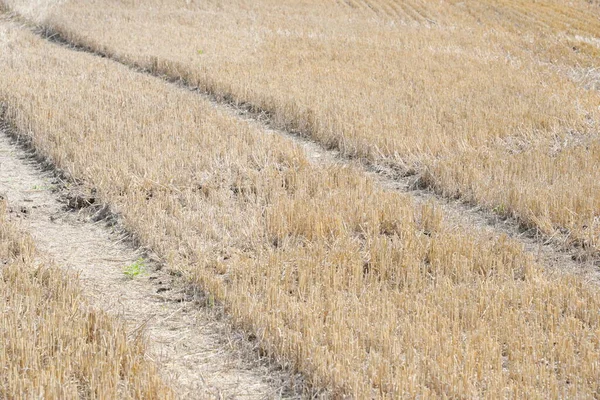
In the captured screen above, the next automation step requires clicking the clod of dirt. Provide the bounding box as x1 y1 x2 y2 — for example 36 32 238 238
90 204 111 222
62 192 96 210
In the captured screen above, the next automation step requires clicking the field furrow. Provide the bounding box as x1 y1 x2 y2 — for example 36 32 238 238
395 1 425 23
357 0 383 16
466 0 600 37
340 0 394 19
337 0 436 24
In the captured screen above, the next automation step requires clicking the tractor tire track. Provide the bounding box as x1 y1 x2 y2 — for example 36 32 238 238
0 132 305 399
4 10 599 283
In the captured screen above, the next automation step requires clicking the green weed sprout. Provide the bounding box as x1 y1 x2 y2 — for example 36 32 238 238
123 258 146 279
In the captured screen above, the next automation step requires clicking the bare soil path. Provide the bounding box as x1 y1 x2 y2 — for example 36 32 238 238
0 132 301 399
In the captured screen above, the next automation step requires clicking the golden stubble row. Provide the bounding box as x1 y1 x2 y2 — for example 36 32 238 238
28 0 600 251
0 201 173 399
1 21 599 397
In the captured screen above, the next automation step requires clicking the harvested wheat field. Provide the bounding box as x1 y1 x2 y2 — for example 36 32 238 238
21 0 600 251
0 1 599 399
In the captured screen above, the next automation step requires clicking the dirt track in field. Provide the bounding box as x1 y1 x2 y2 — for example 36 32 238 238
221 92 600 285
1 10 599 399
0 133 303 399
262 116 600 285
20 19 597 285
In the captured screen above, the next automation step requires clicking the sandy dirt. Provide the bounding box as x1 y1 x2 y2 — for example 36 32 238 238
0 133 301 399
